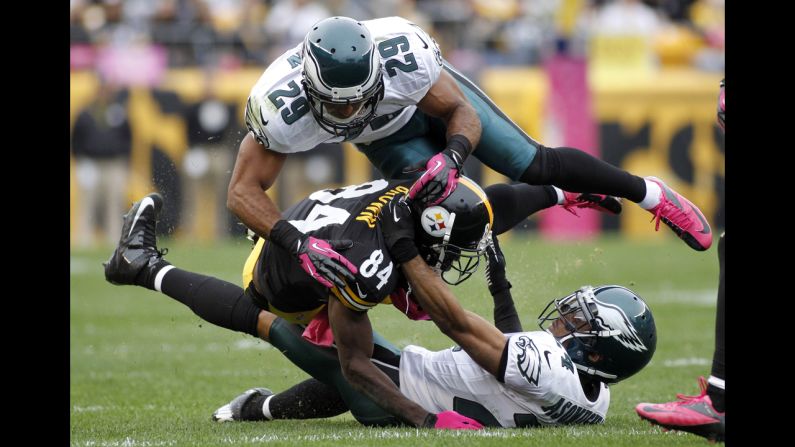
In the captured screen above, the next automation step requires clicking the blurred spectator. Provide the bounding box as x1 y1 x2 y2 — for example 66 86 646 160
150 0 217 66
263 0 330 60
181 71 239 240
72 78 132 248
586 0 664 74
226 0 270 65
591 0 662 40
687 0 724 72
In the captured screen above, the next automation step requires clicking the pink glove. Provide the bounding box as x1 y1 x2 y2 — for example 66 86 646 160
296 237 359 288
269 220 358 289
407 151 462 206
430 411 484 430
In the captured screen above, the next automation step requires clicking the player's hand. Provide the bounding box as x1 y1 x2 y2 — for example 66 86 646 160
407 150 463 207
269 220 358 288
424 411 484 430
295 237 358 288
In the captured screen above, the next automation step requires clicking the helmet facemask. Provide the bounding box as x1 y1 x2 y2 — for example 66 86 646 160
424 213 492 286
538 286 618 347
302 71 384 139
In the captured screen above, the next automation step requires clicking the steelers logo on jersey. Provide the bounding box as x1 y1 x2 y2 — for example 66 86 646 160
421 206 451 237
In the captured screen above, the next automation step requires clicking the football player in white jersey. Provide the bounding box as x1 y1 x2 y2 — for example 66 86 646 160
213 284 656 428
228 15 712 300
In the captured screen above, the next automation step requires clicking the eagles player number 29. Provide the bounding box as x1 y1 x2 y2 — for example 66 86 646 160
377 36 418 77
290 180 389 233
267 80 310 125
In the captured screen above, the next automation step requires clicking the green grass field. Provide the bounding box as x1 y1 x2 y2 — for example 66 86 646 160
71 234 720 446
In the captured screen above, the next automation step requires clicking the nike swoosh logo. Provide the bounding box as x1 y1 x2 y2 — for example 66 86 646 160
355 283 368 298
543 350 552 368
430 160 443 173
415 32 429 49
693 206 711 234
391 202 402 222
311 242 332 254
128 197 154 238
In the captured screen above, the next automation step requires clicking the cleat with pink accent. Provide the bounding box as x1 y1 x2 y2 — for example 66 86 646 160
561 191 622 217
635 377 724 442
645 177 712 251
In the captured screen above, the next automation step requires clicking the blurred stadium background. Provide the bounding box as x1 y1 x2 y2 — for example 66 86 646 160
70 0 724 247
71 1 724 444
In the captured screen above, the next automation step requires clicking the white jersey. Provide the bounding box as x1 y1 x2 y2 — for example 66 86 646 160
244 16 444 153
399 331 610 428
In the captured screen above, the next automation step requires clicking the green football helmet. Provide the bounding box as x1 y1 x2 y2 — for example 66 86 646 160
538 285 657 384
301 17 384 140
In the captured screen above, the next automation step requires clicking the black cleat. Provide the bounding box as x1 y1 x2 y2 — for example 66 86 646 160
103 193 168 287
212 388 274 422
561 191 623 216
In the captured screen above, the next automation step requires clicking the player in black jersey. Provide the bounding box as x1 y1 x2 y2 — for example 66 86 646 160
104 176 579 428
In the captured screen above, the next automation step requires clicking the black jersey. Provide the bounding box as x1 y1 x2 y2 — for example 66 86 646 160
255 179 417 314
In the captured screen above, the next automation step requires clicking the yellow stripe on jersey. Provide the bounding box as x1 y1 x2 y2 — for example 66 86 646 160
331 285 373 311
343 283 374 307
458 176 494 229
267 302 326 325
242 237 267 288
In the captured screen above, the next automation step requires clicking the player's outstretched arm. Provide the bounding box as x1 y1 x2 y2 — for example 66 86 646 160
408 70 482 206
401 256 506 376
228 133 357 288
326 298 432 427
227 132 286 238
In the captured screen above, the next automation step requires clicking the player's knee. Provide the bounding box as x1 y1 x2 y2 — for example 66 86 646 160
519 145 555 185
256 310 277 341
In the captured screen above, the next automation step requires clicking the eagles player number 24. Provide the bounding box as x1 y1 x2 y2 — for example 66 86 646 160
289 179 388 233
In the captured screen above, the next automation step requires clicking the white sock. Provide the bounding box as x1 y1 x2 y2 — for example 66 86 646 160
154 265 175 292
261 394 275 420
707 375 725 390
554 186 565 205
637 179 662 209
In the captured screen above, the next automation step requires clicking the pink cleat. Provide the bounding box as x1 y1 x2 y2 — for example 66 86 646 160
561 191 622 217
635 377 724 442
645 177 712 251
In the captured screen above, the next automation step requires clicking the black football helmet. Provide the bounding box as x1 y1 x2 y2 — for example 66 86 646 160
412 176 493 285
301 17 384 140
538 285 657 384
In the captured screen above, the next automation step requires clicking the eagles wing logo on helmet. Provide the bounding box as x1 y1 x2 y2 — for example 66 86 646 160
594 301 649 352
420 206 450 237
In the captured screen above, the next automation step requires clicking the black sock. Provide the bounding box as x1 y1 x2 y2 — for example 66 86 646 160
267 379 349 420
485 183 557 235
707 383 725 413
134 259 172 290
708 233 725 413
159 268 261 337
520 146 647 203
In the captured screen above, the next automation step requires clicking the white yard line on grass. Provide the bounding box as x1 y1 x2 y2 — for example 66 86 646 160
73 438 177 447
648 289 718 306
